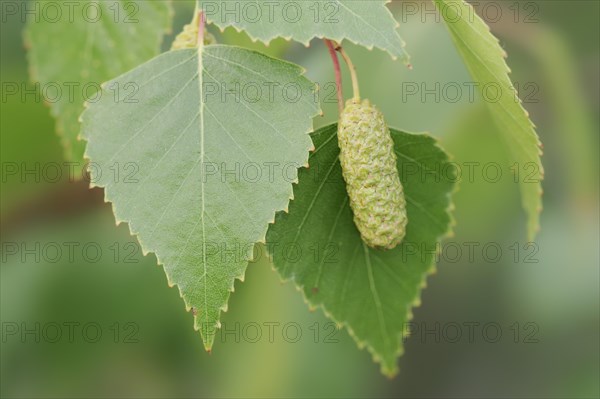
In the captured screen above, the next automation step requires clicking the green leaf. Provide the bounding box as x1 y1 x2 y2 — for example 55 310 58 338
266 123 456 376
80 45 321 349
199 0 408 62
25 0 173 162
433 0 543 240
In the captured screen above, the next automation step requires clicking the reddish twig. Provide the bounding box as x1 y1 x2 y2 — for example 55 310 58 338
324 39 344 115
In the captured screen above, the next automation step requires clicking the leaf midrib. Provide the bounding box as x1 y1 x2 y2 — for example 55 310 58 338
198 40 209 328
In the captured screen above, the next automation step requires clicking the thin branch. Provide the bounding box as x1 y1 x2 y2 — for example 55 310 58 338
324 39 344 114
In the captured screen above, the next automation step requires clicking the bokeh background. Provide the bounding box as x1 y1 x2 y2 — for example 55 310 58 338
1 0 598 397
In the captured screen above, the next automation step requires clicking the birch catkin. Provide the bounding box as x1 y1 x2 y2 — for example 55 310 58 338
338 99 407 250
171 19 215 50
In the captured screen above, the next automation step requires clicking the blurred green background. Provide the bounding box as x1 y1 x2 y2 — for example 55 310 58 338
1 1 598 397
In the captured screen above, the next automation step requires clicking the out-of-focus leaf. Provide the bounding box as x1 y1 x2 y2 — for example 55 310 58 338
26 0 174 162
433 0 543 240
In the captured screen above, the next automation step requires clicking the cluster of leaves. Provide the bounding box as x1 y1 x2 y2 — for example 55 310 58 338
26 0 542 375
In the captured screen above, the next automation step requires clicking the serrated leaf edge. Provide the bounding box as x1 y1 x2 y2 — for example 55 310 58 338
205 0 409 64
265 124 458 376
79 45 321 351
433 0 543 240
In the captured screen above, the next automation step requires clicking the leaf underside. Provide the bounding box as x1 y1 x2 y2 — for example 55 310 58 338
25 0 173 162
81 45 321 349
266 123 456 376
199 0 409 62
433 0 543 240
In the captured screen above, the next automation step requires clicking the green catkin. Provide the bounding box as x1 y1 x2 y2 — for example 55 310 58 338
171 20 216 50
338 99 407 250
